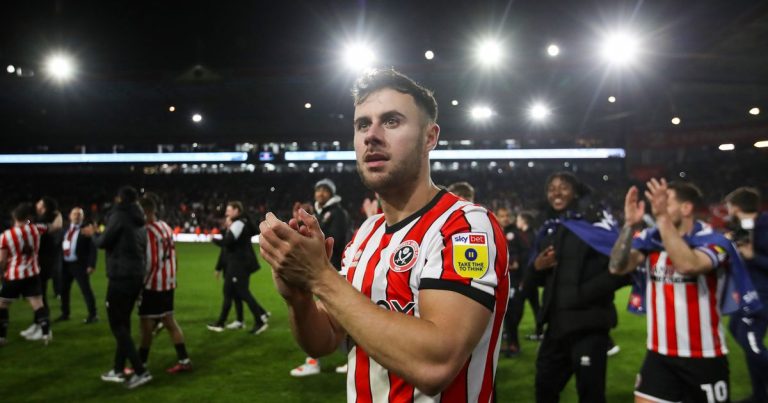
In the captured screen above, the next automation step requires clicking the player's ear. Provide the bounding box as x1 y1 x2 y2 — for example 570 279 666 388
425 122 440 153
681 201 693 216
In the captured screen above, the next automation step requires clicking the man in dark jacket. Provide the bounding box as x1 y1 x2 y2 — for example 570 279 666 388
532 172 625 403
57 207 98 323
213 240 245 330
725 187 768 403
208 201 269 335
314 178 351 270
88 186 151 389
35 197 63 305
290 178 352 377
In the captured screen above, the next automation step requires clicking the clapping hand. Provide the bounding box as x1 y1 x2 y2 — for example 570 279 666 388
623 186 646 227
644 178 669 219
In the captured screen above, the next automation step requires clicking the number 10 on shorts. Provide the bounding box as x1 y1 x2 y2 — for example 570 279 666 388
700 381 727 403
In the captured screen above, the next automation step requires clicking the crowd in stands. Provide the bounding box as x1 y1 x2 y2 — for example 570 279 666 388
0 154 765 233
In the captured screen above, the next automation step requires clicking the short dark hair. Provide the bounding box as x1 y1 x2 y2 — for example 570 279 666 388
725 187 761 213
139 197 157 215
12 203 35 222
447 181 475 202
352 68 438 123
545 171 592 200
118 186 138 204
668 181 704 210
518 211 535 226
39 196 58 214
227 201 244 213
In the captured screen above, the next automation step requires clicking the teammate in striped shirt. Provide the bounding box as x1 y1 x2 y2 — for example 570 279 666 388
0 203 62 345
259 69 509 402
136 196 191 373
610 179 731 402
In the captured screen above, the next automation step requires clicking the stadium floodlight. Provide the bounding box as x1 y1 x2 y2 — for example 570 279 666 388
528 102 552 122
547 44 560 57
749 107 760 116
671 116 681 125
608 96 616 103
475 39 503 67
192 113 203 123
600 31 640 66
6 65 15 74
451 100 459 106
304 102 312 109
470 106 493 120
343 42 376 71
718 143 735 151
755 140 768 148
424 50 435 60
45 53 75 82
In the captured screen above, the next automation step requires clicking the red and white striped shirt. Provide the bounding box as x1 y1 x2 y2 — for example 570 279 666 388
340 190 509 403
642 244 729 358
0 223 48 281
144 220 177 291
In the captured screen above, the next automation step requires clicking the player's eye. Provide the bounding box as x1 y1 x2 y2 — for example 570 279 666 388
384 117 399 128
356 121 370 131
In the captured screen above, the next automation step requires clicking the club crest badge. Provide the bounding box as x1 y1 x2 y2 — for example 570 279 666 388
390 240 419 273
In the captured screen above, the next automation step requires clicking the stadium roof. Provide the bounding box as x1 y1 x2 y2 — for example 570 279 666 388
1 0 767 147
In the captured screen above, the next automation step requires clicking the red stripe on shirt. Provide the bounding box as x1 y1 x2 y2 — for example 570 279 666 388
355 347 373 403
686 283 703 358
663 282 678 356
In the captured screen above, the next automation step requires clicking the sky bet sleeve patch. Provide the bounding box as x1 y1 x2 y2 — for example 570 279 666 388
451 232 489 279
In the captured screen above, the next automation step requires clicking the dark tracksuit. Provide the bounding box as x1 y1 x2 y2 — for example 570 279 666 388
315 196 351 270
214 246 243 323
503 224 540 348
36 212 62 308
729 212 768 402
534 224 626 403
60 224 98 319
94 202 147 375
213 215 267 326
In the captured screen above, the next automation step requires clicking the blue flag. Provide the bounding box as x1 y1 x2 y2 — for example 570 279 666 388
529 210 620 269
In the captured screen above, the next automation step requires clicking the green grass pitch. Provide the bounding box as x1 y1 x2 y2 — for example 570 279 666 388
0 243 752 402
